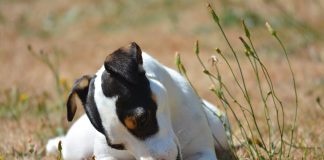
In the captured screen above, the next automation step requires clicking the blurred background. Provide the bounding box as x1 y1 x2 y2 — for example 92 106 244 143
0 0 323 159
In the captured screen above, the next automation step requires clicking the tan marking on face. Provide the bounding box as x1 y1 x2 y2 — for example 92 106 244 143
120 45 131 53
70 92 77 114
79 78 89 89
151 93 157 104
124 116 137 129
104 54 114 64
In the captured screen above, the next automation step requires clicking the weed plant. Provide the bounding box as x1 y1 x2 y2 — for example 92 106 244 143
175 3 317 160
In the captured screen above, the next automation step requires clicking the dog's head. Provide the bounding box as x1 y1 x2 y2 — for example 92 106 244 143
67 42 181 160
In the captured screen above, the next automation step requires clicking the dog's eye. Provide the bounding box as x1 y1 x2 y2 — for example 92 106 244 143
124 107 150 129
137 111 150 128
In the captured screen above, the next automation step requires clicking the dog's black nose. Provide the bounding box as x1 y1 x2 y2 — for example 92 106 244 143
133 107 149 128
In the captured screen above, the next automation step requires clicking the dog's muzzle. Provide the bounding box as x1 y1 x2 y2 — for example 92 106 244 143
176 145 182 160
140 141 182 160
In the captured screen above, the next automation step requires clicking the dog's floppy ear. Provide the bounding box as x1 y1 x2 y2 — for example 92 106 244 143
66 75 93 121
104 42 144 84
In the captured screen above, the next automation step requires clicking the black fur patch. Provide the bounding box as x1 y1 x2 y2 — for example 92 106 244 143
101 43 159 140
101 70 159 140
104 43 144 85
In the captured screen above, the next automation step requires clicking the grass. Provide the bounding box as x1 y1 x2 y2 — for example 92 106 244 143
0 0 323 159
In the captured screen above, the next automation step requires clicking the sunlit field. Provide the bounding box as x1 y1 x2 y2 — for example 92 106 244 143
0 0 323 159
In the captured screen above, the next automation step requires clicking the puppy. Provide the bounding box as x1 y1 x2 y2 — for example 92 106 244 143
47 42 232 160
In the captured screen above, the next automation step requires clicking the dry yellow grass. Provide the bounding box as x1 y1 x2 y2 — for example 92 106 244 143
0 0 323 159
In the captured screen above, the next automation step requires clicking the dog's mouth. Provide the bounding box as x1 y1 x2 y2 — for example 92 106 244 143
176 145 182 160
176 144 182 160
137 141 182 160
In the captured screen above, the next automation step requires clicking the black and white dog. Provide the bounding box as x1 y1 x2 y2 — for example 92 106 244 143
46 42 232 160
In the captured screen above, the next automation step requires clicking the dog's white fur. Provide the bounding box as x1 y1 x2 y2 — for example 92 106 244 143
47 52 230 160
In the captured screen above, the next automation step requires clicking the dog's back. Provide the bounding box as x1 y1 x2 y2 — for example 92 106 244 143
142 53 232 159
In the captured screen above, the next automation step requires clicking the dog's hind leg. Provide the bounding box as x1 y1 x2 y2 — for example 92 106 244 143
46 114 97 159
202 100 237 160
202 100 230 150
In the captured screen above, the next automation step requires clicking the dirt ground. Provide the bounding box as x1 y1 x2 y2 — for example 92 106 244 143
0 0 323 159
